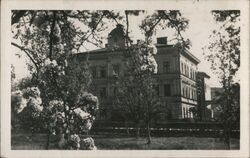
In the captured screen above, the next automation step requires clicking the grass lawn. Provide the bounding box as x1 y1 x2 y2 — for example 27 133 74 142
11 133 239 150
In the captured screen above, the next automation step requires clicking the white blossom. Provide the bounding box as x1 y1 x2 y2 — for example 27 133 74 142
44 59 58 67
28 97 43 112
54 23 61 37
84 119 92 130
12 90 27 113
17 99 27 113
58 70 65 76
149 44 157 55
44 58 51 66
74 108 90 119
82 137 97 150
51 60 58 67
144 25 150 32
68 134 81 150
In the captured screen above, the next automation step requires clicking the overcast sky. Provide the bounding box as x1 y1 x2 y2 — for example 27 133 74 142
12 9 227 87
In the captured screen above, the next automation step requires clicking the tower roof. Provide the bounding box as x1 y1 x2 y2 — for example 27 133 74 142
108 24 125 37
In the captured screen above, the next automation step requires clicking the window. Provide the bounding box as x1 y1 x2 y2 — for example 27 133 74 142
153 85 160 96
183 107 187 118
184 64 187 75
182 87 185 97
181 62 184 74
187 108 190 118
100 66 107 78
163 61 170 73
190 69 193 79
194 89 197 100
164 84 171 96
113 87 118 96
112 64 120 76
91 66 97 78
100 87 107 98
191 89 194 99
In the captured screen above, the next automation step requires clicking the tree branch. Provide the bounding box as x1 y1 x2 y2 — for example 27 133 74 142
11 42 39 75
49 11 57 60
76 12 106 52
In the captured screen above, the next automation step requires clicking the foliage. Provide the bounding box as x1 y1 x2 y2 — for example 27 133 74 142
113 41 160 126
109 10 190 144
11 87 44 132
189 107 198 118
203 10 240 149
204 10 240 84
11 10 191 147
11 10 107 149
68 134 81 150
212 83 240 127
11 10 120 78
81 137 97 150
140 10 190 48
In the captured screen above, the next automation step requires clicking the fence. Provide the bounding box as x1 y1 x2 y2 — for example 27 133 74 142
91 121 240 138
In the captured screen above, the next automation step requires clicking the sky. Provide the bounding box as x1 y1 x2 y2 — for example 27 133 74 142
12 9 224 87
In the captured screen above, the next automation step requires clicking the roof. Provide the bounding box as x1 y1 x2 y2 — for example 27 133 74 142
182 48 200 65
197 72 210 79
108 24 125 36
75 44 200 65
155 44 200 65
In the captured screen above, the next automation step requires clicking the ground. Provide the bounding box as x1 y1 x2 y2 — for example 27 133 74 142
11 132 239 150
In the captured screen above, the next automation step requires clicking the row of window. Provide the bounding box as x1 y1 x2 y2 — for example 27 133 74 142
91 61 173 79
99 86 118 98
99 84 197 100
181 62 196 80
91 61 196 80
182 86 197 100
182 106 194 119
91 64 121 78
98 84 172 98
153 84 171 97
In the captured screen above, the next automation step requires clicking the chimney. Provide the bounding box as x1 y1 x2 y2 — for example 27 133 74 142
157 37 168 45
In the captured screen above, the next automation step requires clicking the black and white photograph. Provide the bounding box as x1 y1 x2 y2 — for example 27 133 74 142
1 0 249 157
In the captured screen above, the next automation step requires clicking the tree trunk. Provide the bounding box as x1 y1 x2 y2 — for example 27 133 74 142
135 124 140 139
58 133 67 149
146 122 151 144
224 91 231 149
224 136 230 149
46 131 50 150
224 126 231 149
125 122 130 136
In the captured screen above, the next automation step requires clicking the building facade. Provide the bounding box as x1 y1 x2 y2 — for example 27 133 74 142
196 72 212 121
73 25 201 121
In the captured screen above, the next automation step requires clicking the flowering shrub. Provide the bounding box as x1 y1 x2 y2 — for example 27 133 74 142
21 87 43 118
27 97 43 117
11 90 27 114
81 137 97 150
12 87 43 117
68 134 81 150
48 100 64 112
13 86 44 132
74 108 90 119
22 87 41 99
